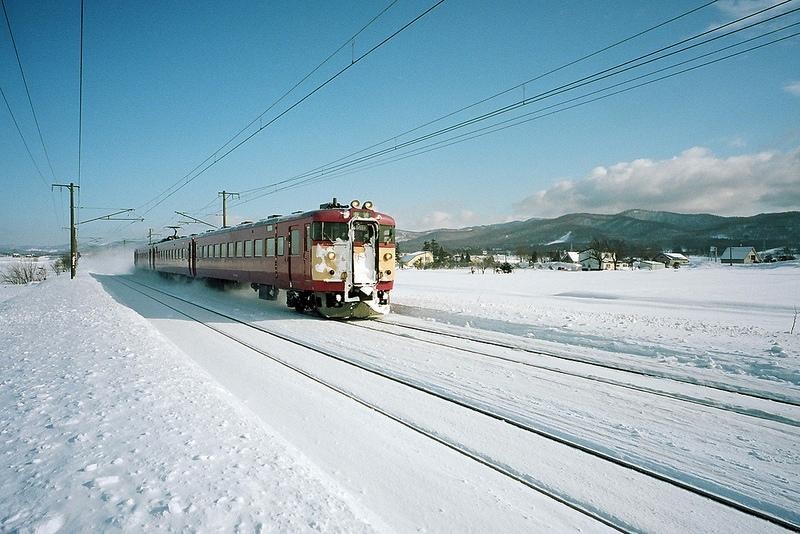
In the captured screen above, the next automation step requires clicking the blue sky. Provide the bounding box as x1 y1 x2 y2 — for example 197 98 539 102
1 0 799 246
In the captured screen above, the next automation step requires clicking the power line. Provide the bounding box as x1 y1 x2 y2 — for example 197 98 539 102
146 0 400 218
236 0 723 198
259 28 800 197
78 0 84 202
135 0 446 221
0 83 47 186
232 1 799 204
1 0 57 181
317 26 800 185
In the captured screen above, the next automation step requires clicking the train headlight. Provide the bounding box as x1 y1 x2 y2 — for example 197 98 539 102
350 199 360 208
326 251 336 260
363 200 373 210
383 252 393 260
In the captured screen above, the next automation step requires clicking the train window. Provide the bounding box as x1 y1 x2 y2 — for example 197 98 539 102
290 229 301 255
266 224 273 233
213 244 219 258
277 236 285 256
245 240 253 257
311 222 348 241
266 237 275 256
379 225 395 243
353 222 376 243
236 241 244 258
255 239 263 256
306 225 312 251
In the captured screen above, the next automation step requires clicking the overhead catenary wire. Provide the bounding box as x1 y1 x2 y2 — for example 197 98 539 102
124 0 731 232
77 0 85 224
0 83 47 186
280 25 800 190
135 0 442 221
230 2 800 205
237 0 722 198
1 0 58 181
137 0 400 218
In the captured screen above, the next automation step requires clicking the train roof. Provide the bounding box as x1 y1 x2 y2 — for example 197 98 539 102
136 200 395 250
196 202 395 238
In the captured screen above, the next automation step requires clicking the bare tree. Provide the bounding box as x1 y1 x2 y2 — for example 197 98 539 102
2 261 47 284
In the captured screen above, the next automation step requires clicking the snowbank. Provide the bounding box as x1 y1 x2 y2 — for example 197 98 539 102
0 274 374 532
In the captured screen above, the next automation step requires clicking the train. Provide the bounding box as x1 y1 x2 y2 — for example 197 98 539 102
134 199 396 318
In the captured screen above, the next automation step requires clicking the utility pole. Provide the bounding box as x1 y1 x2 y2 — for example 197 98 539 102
218 190 239 228
52 182 80 279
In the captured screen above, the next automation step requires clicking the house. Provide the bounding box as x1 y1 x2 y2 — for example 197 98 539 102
578 249 616 270
399 251 434 268
720 246 760 264
636 260 665 270
654 252 690 268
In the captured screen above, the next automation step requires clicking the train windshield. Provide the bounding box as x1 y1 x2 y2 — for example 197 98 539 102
312 222 349 242
379 225 395 244
352 222 377 244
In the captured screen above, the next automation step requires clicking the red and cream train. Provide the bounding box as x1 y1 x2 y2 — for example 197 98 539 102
134 199 396 318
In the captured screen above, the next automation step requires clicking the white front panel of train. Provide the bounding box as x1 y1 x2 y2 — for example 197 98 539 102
351 221 377 285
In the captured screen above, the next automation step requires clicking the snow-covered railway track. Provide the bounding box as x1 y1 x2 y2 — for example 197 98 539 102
372 314 800 407
351 319 800 428
113 276 798 532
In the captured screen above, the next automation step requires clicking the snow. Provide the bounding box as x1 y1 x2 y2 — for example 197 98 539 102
0 257 375 532
1 252 799 531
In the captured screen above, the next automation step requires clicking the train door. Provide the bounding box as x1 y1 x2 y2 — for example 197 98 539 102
190 240 196 277
352 221 378 285
288 225 306 286
150 247 156 270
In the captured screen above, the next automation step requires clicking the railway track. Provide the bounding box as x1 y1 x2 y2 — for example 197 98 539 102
112 275 799 532
375 309 800 406
349 318 800 428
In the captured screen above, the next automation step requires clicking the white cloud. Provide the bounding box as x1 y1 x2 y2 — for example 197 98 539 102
513 146 800 218
714 0 784 19
784 81 800 96
418 208 480 229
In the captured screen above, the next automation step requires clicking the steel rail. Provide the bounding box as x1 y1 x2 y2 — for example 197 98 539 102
112 275 630 532
115 275 800 532
375 315 800 407
347 320 800 428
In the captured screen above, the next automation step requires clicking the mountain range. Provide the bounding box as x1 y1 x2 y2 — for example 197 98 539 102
397 210 800 254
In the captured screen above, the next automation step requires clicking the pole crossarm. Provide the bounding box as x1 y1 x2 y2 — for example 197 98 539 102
78 208 142 224
175 211 217 228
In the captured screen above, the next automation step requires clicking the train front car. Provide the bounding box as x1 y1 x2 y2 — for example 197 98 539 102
305 199 395 318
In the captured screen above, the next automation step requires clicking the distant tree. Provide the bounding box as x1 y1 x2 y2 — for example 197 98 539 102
480 255 495 273
588 237 617 270
607 239 626 269
422 239 451 268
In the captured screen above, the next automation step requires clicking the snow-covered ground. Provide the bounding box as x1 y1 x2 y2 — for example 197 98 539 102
1 252 798 531
394 259 800 391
